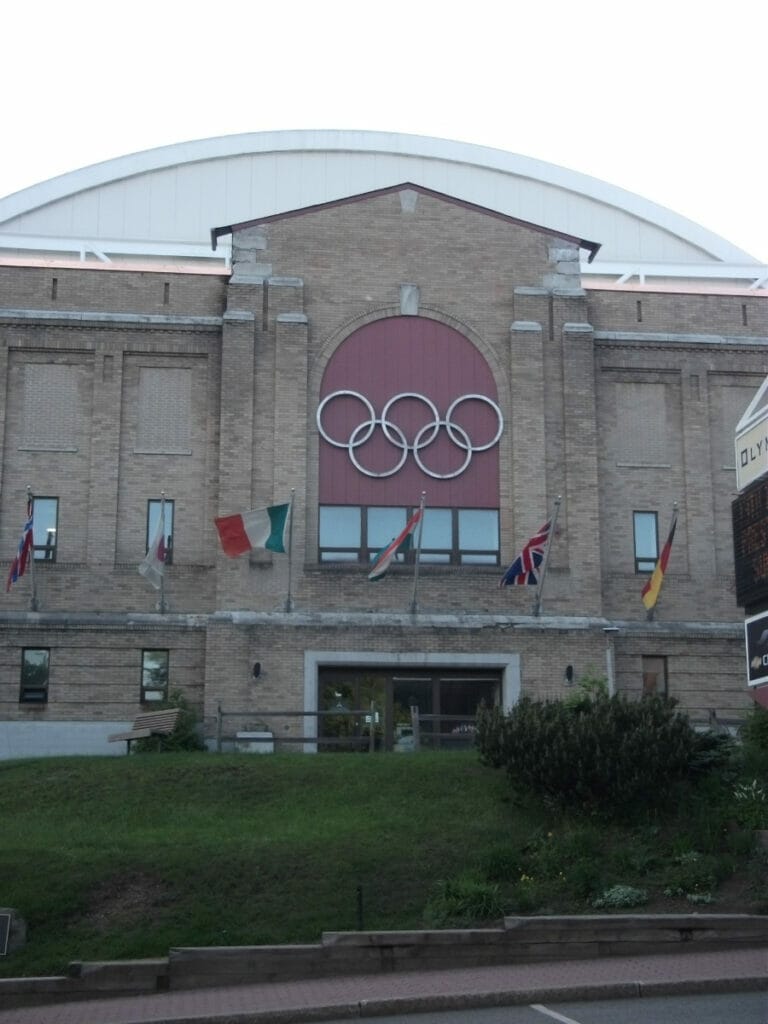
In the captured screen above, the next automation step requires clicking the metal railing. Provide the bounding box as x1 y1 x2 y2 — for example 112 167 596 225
213 702 479 753
214 702 380 752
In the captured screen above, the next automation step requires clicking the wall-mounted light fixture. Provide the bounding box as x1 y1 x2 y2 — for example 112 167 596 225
564 664 574 686
252 662 262 680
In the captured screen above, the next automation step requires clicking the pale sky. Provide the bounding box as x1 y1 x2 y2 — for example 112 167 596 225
4 1 767 262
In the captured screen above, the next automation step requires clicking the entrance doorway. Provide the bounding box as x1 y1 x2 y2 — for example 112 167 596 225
317 667 500 751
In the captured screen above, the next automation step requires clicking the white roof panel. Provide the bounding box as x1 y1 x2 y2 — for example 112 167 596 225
0 130 761 273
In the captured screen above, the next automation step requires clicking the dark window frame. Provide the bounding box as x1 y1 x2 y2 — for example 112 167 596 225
318 505 499 566
633 510 659 573
19 648 50 704
141 649 169 704
642 655 668 697
32 496 58 562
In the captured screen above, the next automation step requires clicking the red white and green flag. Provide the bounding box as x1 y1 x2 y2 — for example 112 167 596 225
215 503 291 558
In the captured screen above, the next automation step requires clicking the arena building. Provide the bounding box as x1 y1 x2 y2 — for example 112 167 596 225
0 130 766 758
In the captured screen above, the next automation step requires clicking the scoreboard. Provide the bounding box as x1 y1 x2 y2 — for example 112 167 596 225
732 475 768 608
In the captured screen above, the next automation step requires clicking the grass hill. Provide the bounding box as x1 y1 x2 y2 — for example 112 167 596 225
0 750 765 977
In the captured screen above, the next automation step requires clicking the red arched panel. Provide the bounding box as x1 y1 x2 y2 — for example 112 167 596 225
318 317 501 508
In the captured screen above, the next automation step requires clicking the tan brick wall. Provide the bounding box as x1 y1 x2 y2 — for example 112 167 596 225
0 193 766 738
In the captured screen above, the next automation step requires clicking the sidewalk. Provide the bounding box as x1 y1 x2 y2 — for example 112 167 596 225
0 947 765 1024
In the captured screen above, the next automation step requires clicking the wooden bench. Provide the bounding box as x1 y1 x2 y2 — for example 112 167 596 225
108 708 181 754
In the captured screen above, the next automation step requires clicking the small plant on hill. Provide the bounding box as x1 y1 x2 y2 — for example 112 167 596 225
423 873 505 926
133 690 205 753
732 778 768 830
591 885 648 910
661 850 718 900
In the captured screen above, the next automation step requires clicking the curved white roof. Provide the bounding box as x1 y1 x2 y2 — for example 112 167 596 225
0 130 765 285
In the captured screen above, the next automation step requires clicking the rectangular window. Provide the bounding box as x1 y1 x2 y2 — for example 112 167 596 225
33 497 58 561
141 650 169 703
319 505 361 561
319 506 499 566
147 499 174 565
642 655 668 697
20 648 49 704
633 511 658 573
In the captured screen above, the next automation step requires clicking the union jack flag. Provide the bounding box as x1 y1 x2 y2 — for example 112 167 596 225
499 519 551 587
6 494 34 592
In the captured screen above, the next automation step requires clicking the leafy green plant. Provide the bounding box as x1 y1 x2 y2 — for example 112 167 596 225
562 671 608 711
133 690 205 753
423 874 505 926
732 779 768 830
661 850 718 898
592 885 648 909
741 704 768 753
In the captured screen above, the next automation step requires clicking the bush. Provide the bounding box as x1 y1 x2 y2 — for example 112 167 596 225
732 779 768 830
133 690 205 753
423 874 505 926
741 704 768 753
592 885 648 910
661 850 719 899
476 694 704 817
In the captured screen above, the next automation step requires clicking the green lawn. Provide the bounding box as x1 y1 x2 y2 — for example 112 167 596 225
0 750 763 977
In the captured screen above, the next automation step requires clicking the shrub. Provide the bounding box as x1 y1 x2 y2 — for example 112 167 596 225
741 704 768 753
592 885 648 910
732 779 768 830
423 874 505 926
133 689 205 753
476 694 703 817
661 850 718 898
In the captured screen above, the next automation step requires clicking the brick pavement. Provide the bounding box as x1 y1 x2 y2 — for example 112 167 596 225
0 947 765 1024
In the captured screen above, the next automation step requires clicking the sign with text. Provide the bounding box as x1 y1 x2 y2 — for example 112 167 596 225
744 609 768 687
732 476 768 607
735 375 768 492
736 413 768 492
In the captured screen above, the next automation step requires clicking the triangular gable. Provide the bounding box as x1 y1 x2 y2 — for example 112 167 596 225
211 182 601 261
736 375 768 433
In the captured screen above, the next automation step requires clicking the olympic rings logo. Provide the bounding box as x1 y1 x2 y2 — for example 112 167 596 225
316 390 504 479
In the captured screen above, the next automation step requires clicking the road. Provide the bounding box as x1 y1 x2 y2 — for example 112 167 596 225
320 990 767 1023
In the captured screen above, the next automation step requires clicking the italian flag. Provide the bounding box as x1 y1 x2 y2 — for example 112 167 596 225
215 504 290 557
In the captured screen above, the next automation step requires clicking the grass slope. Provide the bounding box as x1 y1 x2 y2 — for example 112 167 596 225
0 751 763 977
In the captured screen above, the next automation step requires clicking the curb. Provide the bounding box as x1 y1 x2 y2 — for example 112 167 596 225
70 974 768 1024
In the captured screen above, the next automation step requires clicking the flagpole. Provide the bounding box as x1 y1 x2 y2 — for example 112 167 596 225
285 489 295 613
532 495 561 618
409 492 426 615
159 492 167 614
27 485 38 612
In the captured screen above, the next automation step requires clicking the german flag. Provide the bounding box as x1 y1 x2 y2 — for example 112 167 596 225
641 509 678 612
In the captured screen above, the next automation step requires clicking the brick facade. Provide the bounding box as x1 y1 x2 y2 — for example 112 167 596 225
0 185 762 756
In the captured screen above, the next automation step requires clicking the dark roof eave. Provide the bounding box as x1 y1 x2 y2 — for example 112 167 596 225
210 182 600 259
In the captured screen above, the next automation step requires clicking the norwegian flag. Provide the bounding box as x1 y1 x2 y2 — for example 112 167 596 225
6 494 34 592
499 519 551 587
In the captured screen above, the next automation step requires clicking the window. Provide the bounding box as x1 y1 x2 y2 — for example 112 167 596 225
147 499 174 565
20 649 49 704
642 655 668 697
633 511 658 573
318 506 499 566
141 650 169 703
33 497 58 561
